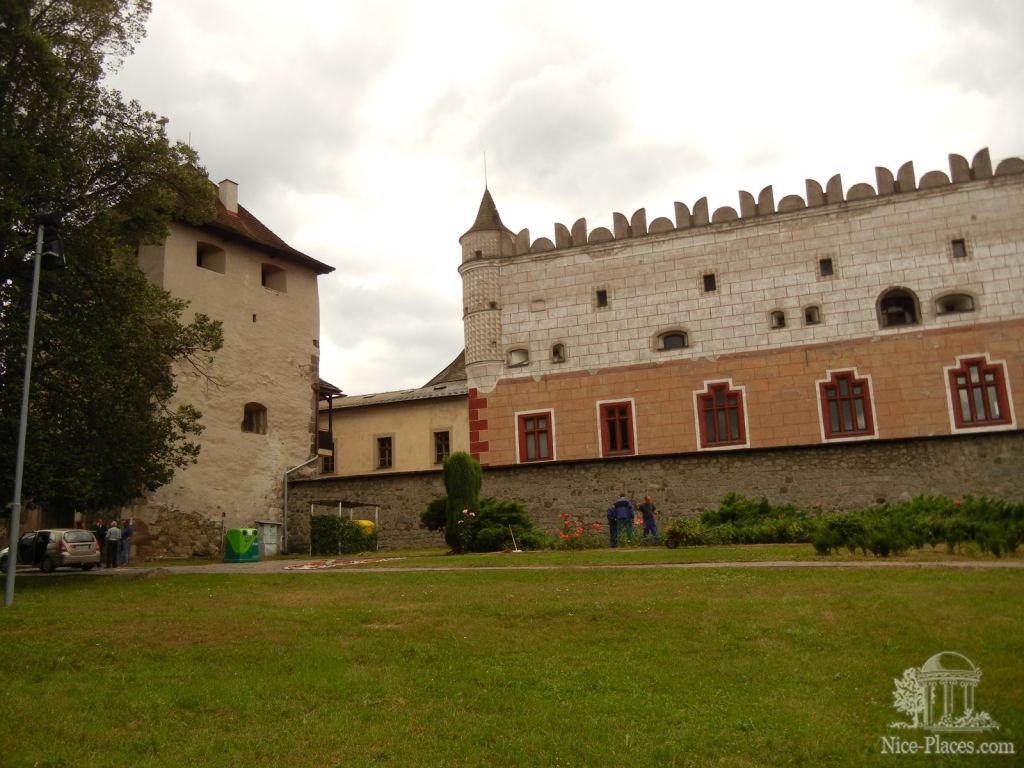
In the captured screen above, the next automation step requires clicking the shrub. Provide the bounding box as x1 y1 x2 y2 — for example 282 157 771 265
809 494 1024 558
666 517 707 547
309 515 376 555
423 495 546 553
420 497 446 532
443 452 482 553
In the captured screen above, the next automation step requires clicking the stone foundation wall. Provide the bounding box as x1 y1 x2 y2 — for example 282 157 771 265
288 431 1024 550
125 504 225 559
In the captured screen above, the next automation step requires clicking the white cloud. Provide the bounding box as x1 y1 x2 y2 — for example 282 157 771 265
111 0 1024 393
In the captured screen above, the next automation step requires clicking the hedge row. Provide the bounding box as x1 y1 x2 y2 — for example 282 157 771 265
665 493 1024 557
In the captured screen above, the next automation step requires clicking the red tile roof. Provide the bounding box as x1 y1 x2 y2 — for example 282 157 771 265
203 197 334 275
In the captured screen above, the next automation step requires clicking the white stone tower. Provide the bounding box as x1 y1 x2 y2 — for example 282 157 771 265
458 189 515 393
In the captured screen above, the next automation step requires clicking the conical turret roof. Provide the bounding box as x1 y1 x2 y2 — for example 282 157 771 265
461 188 513 238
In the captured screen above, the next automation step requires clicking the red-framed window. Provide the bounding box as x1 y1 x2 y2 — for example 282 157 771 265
819 371 875 439
599 401 635 457
517 411 553 463
696 382 746 448
947 357 1012 429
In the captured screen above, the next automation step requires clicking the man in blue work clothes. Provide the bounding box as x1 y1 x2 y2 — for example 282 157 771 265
613 493 635 546
606 506 618 547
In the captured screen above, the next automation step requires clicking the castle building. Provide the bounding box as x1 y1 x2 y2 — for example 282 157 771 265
288 148 1024 551
134 180 333 555
458 149 1023 493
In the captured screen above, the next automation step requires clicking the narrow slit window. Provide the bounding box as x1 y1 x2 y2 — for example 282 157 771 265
596 289 608 308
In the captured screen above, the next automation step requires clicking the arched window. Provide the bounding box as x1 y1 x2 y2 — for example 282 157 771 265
878 288 920 328
242 403 267 434
935 293 975 315
508 348 529 367
656 331 688 351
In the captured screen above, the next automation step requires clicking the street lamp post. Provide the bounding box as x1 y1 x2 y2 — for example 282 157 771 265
5 215 61 607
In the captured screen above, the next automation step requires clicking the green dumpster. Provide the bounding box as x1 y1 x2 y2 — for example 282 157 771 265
224 528 260 563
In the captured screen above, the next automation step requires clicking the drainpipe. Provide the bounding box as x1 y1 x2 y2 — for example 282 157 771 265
282 456 318 554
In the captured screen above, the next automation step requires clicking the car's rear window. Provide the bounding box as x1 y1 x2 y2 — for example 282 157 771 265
64 531 95 543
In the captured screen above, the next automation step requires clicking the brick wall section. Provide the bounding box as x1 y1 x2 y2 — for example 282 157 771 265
475 319 1024 465
287 432 1024 550
468 388 489 462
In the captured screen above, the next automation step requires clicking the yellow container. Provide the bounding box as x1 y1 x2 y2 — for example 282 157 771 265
352 519 375 535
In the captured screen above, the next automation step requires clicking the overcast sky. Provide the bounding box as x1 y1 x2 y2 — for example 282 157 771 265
109 0 1024 395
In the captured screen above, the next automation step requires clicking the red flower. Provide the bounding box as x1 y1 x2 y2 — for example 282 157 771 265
954 499 962 506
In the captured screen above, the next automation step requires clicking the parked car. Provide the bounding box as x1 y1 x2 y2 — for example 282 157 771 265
0 529 100 573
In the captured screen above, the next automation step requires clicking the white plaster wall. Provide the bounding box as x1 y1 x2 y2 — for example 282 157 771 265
137 221 321 530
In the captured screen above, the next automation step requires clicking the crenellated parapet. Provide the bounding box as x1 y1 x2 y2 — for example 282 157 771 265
513 148 1024 255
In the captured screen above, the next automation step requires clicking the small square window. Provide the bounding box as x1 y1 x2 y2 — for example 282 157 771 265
819 258 834 277
702 274 717 292
596 289 608 308
952 239 968 259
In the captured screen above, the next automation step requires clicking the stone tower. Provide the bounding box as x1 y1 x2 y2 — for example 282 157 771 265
458 189 515 393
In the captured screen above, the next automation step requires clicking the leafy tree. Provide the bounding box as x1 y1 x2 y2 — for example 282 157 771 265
0 0 221 520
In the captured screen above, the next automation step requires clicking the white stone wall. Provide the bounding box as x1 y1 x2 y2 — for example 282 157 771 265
137 221 322 535
486 177 1024 383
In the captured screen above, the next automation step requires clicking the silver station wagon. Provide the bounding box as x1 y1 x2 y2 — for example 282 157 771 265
0 529 100 572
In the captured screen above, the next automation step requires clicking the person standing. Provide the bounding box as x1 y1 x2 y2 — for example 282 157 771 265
606 506 619 548
104 520 122 569
613 494 634 545
119 519 133 566
639 495 659 545
92 518 107 567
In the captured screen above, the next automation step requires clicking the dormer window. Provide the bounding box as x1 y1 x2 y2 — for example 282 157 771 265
261 264 286 292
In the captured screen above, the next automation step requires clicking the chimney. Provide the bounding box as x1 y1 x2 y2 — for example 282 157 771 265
218 179 238 214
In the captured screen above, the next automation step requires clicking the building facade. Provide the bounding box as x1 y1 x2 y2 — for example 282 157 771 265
316 352 469 478
459 149 1024 473
132 180 333 555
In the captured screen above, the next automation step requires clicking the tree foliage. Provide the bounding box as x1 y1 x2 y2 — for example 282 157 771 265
442 452 482 553
0 0 221 519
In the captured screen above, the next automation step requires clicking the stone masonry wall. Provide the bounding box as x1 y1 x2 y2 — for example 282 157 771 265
288 431 1024 550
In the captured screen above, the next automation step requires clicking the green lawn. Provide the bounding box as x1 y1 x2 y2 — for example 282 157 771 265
1 554 1021 767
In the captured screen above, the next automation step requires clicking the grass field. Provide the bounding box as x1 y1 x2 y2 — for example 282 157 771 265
1 549 1021 767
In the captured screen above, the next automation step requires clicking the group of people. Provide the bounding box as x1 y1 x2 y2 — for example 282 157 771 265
605 494 659 547
90 518 133 568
